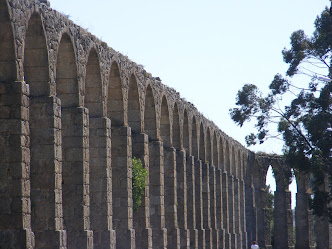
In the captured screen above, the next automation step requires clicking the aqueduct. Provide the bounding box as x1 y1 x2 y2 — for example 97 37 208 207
0 0 331 248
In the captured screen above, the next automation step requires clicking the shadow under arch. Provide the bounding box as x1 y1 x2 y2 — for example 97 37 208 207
56 33 79 107
212 132 218 167
107 61 124 126
199 122 205 161
128 74 141 133
183 109 189 156
24 12 49 96
160 95 171 147
206 127 211 164
192 115 198 159
225 140 230 174
219 136 224 171
0 0 16 82
144 84 157 140
172 103 181 150
231 145 236 177
85 47 103 117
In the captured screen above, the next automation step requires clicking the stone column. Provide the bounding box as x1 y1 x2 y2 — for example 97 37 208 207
274 190 294 249
245 185 256 249
61 106 93 248
295 192 314 249
209 165 219 249
234 178 242 248
315 214 332 249
222 172 230 249
216 169 225 249
240 180 247 249
89 117 115 249
255 188 271 249
187 156 198 249
195 160 205 249
202 163 212 249
315 178 332 249
228 175 237 249
29 96 66 248
177 150 190 248
294 173 314 249
132 133 152 249
149 140 167 248
164 146 180 249
111 126 135 249
0 81 34 248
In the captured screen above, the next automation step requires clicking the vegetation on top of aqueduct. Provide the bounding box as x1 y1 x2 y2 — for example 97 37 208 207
230 7 332 220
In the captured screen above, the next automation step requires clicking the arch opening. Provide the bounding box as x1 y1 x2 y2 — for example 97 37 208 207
212 132 218 167
172 103 181 150
128 74 141 133
231 146 236 178
144 85 157 140
219 137 224 171
183 110 189 155
199 123 205 161
24 12 48 96
0 0 16 82
225 141 230 174
160 96 170 147
56 33 78 107
85 48 102 117
265 165 276 247
192 116 198 159
206 128 211 164
107 61 124 126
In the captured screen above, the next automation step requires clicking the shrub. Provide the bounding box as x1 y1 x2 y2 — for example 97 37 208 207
132 157 148 212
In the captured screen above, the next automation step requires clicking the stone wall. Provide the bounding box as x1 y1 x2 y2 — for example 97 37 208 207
0 0 329 248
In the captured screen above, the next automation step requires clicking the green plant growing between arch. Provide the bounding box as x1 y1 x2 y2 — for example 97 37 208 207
132 157 148 212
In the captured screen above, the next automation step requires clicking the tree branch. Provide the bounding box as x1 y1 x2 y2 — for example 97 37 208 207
269 107 314 151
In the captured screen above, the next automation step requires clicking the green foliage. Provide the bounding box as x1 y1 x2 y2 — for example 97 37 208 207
230 7 332 220
265 185 275 245
132 157 148 213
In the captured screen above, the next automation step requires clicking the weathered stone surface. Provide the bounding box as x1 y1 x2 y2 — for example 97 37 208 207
0 0 328 248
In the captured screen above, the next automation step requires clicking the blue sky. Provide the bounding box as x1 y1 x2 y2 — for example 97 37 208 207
49 0 329 208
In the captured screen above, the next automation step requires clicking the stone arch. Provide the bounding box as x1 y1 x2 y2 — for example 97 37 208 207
199 122 205 161
0 0 16 82
270 161 288 192
255 156 295 249
192 115 198 159
206 127 211 164
85 48 103 117
128 74 141 133
24 12 49 96
107 61 124 126
183 109 189 155
56 33 79 107
144 84 157 140
160 95 171 147
172 103 181 150
212 131 218 167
